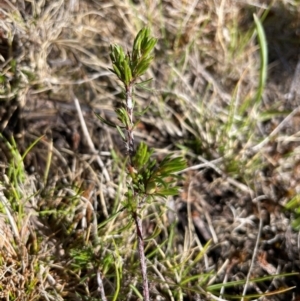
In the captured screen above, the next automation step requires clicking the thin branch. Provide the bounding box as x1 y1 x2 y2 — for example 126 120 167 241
251 106 300 152
97 270 108 301
241 195 266 301
0 188 20 241
72 92 110 182
134 213 150 301
125 80 150 301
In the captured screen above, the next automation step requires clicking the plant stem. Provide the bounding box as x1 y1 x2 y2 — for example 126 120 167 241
125 82 150 301
125 83 135 159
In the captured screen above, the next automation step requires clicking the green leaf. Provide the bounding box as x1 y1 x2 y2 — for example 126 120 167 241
253 13 268 105
130 285 143 300
112 63 122 79
140 28 150 49
155 187 179 196
132 119 141 130
132 142 154 171
258 110 290 122
292 217 300 230
116 107 130 126
116 125 126 141
0 74 5 84
141 38 157 57
110 44 125 63
98 210 123 229
134 56 153 77
132 29 143 59
157 155 187 174
94 112 119 128
123 56 132 85
285 195 300 210
135 78 154 90
145 181 156 194
207 273 298 291
180 274 208 287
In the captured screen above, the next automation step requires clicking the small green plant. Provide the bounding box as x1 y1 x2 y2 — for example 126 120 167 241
97 27 186 301
285 194 300 230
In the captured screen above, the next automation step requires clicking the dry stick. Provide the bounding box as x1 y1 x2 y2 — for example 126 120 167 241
241 195 265 301
125 82 150 301
134 212 150 301
73 93 111 298
178 155 252 194
252 106 300 152
0 189 20 241
97 270 107 301
152 260 175 301
72 93 110 182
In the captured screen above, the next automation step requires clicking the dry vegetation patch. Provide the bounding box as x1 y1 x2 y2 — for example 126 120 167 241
0 0 300 300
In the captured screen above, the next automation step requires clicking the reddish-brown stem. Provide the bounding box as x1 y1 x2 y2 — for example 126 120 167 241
125 82 150 301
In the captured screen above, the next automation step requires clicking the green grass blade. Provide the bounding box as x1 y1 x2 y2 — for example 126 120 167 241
253 13 268 105
207 272 298 291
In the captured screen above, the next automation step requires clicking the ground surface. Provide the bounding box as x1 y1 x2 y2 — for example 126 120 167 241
1 1 300 300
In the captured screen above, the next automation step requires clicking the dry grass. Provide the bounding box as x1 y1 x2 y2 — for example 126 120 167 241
1 0 300 300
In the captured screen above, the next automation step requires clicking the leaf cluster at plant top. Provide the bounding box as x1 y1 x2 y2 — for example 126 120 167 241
109 28 157 85
101 27 187 205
